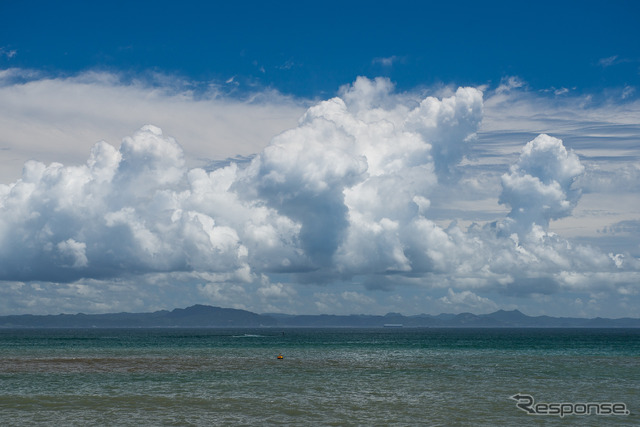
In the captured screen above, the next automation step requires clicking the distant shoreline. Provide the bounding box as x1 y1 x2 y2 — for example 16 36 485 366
1 305 639 329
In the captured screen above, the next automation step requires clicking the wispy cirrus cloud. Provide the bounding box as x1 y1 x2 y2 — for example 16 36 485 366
598 55 619 67
372 55 404 67
0 68 306 183
0 47 17 59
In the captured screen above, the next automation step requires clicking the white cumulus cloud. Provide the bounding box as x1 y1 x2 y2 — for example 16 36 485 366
0 76 639 317
499 134 584 235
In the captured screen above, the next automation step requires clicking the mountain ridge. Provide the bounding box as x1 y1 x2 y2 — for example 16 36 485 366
1 305 639 328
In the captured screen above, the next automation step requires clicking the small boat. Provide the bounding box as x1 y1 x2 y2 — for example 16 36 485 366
277 353 284 359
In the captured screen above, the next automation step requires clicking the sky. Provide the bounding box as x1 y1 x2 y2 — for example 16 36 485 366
0 0 639 317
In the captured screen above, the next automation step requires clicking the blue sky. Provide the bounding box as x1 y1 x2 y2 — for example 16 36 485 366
3 0 639 96
0 0 639 317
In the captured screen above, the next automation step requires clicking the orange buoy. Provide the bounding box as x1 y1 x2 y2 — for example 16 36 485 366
277 353 283 359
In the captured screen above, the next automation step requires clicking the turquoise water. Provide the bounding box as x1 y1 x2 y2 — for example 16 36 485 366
0 328 638 426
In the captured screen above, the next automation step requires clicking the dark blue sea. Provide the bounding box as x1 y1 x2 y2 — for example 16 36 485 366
0 328 638 425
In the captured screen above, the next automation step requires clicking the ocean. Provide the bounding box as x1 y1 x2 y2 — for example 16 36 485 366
0 328 638 426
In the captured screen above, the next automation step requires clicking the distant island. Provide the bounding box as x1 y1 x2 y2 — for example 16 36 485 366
1 305 640 328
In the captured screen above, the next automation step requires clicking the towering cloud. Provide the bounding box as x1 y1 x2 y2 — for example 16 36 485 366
252 77 483 275
0 77 635 315
499 134 584 235
405 85 483 181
